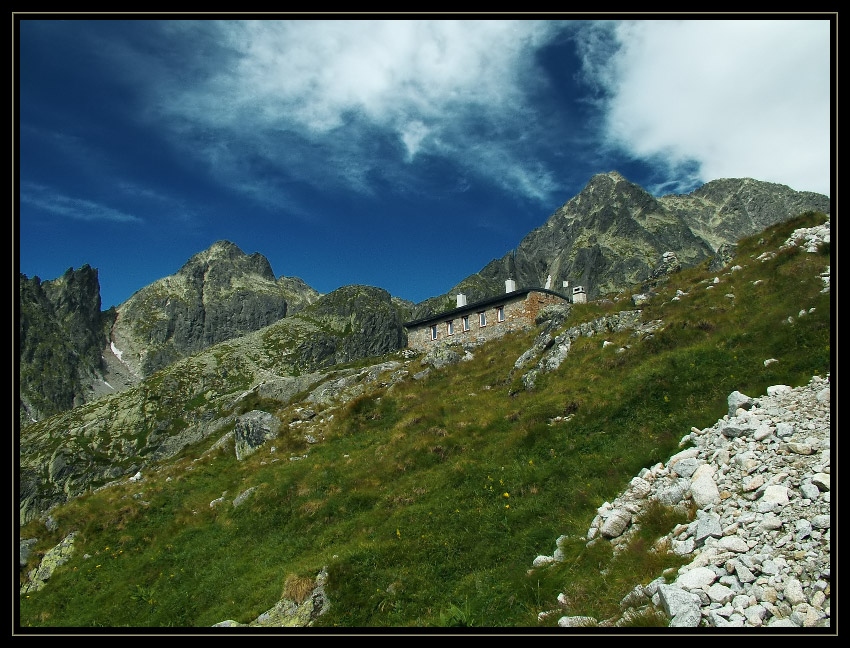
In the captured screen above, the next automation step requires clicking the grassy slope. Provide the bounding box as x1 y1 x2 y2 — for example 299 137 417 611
19 213 831 629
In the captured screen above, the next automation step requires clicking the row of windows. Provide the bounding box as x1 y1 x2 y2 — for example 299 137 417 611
429 306 505 340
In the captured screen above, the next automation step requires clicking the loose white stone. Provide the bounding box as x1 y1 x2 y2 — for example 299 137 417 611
599 509 631 539
533 555 555 568
784 579 805 606
557 615 597 628
743 474 764 492
691 474 720 508
758 485 789 512
767 385 792 396
706 583 735 604
676 567 717 590
717 536 750 553
811 473 830 491
810 515 830 530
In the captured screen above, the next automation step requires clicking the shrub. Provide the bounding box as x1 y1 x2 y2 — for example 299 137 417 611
283 573 315 605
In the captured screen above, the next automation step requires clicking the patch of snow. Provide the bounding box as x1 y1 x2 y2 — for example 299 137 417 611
110 342 124 361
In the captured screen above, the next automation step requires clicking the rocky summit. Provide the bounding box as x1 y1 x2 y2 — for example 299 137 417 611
108 240 320 380
413 172 829 319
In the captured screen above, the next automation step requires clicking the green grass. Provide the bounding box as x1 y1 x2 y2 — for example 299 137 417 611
19 213 831 628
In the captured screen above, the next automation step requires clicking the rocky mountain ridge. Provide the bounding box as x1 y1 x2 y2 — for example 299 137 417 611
18 242 321 427
412 172 830 319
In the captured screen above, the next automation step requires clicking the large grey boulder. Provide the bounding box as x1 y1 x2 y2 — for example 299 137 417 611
421 345 462 370
657 585 702 627
234 410 281 460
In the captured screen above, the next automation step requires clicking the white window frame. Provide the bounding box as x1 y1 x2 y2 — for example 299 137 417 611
497 305 505 322
446 320 454 336
479 311 487 327
462 315 470 331
430 324 438 340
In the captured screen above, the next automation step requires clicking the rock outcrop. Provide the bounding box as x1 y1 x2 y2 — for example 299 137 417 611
234 410 282 461
20 532 78 594
213 568 330 628
511 309 660 390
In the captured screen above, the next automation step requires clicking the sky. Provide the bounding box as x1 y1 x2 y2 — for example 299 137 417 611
17 17 833 309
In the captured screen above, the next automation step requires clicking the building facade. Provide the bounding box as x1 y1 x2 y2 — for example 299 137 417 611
404 284 571 352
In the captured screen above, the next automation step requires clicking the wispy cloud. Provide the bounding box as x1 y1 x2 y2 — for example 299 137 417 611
123 20 567 207
574 20 831 196
21 183 143 223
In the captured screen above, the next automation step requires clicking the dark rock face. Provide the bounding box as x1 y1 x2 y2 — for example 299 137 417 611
413 172 830 319
18 265 108 425
234 410 281 460
111 241 317 377
293 285 408 370
662 177 831 253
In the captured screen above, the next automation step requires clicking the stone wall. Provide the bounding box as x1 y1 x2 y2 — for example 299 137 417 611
406 291 568 352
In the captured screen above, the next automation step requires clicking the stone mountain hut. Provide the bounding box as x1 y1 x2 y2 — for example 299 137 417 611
404 279 575 352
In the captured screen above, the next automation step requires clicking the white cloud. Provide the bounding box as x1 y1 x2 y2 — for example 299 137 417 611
576 20 832 196
21 183 143 223
147 20 564 204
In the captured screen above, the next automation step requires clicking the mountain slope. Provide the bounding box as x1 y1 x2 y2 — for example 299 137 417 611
19 212 831 628
412 172 830 319
19 284 407 523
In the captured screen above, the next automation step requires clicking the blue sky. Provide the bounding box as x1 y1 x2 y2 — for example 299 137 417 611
17 18 833 309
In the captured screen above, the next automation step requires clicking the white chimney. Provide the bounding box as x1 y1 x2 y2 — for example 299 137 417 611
505 279 517 293
457 293 468 307
572 285 587 304
563 280 569 289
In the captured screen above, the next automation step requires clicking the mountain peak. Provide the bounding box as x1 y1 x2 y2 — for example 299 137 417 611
190 240 245 264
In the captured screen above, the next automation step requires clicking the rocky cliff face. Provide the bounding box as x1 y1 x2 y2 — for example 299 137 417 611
18 266 109 426
412 172 830 320
662 178 831 253
108 240 319 379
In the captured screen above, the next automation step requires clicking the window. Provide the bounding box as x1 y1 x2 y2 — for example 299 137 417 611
430 325 438 340
462 315 470 331
497 306 505 322
479 312 487 327
446 320 454 335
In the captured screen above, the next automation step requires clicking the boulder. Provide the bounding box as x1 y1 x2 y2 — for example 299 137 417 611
234 410 281 461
